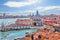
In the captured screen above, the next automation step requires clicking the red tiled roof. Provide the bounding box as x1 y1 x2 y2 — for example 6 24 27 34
6 24 31 27
16 19 31 24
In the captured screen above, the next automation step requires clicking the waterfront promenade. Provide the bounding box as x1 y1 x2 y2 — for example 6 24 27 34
0 26 43 32
30 27 44 29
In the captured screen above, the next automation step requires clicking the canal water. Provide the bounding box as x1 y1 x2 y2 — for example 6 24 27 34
0 18 37 40
0 28 37 40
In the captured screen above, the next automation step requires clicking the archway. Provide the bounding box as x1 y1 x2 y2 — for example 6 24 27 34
33 22 36 26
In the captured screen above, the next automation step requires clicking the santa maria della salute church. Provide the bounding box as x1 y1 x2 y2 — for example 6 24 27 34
31 10 43 27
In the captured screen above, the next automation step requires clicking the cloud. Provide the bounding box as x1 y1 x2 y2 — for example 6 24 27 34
18 6 60 13
36 6 60 11
1 5 60 14
23 6 60 13
4 0 40 7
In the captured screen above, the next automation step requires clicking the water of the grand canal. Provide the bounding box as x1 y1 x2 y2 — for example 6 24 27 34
0 18 37 40
0 28 37 40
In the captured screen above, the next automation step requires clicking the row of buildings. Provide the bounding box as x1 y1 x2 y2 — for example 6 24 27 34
1 10 60 32
0 11 43 31
0 13 31 18
0 12 60 19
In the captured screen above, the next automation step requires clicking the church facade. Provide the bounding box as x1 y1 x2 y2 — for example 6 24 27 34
31 10 43 27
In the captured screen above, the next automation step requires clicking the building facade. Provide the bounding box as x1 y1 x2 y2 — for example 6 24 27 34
31 10 43 27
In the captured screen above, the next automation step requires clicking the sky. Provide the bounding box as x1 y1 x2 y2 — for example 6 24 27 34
0 0 60 15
